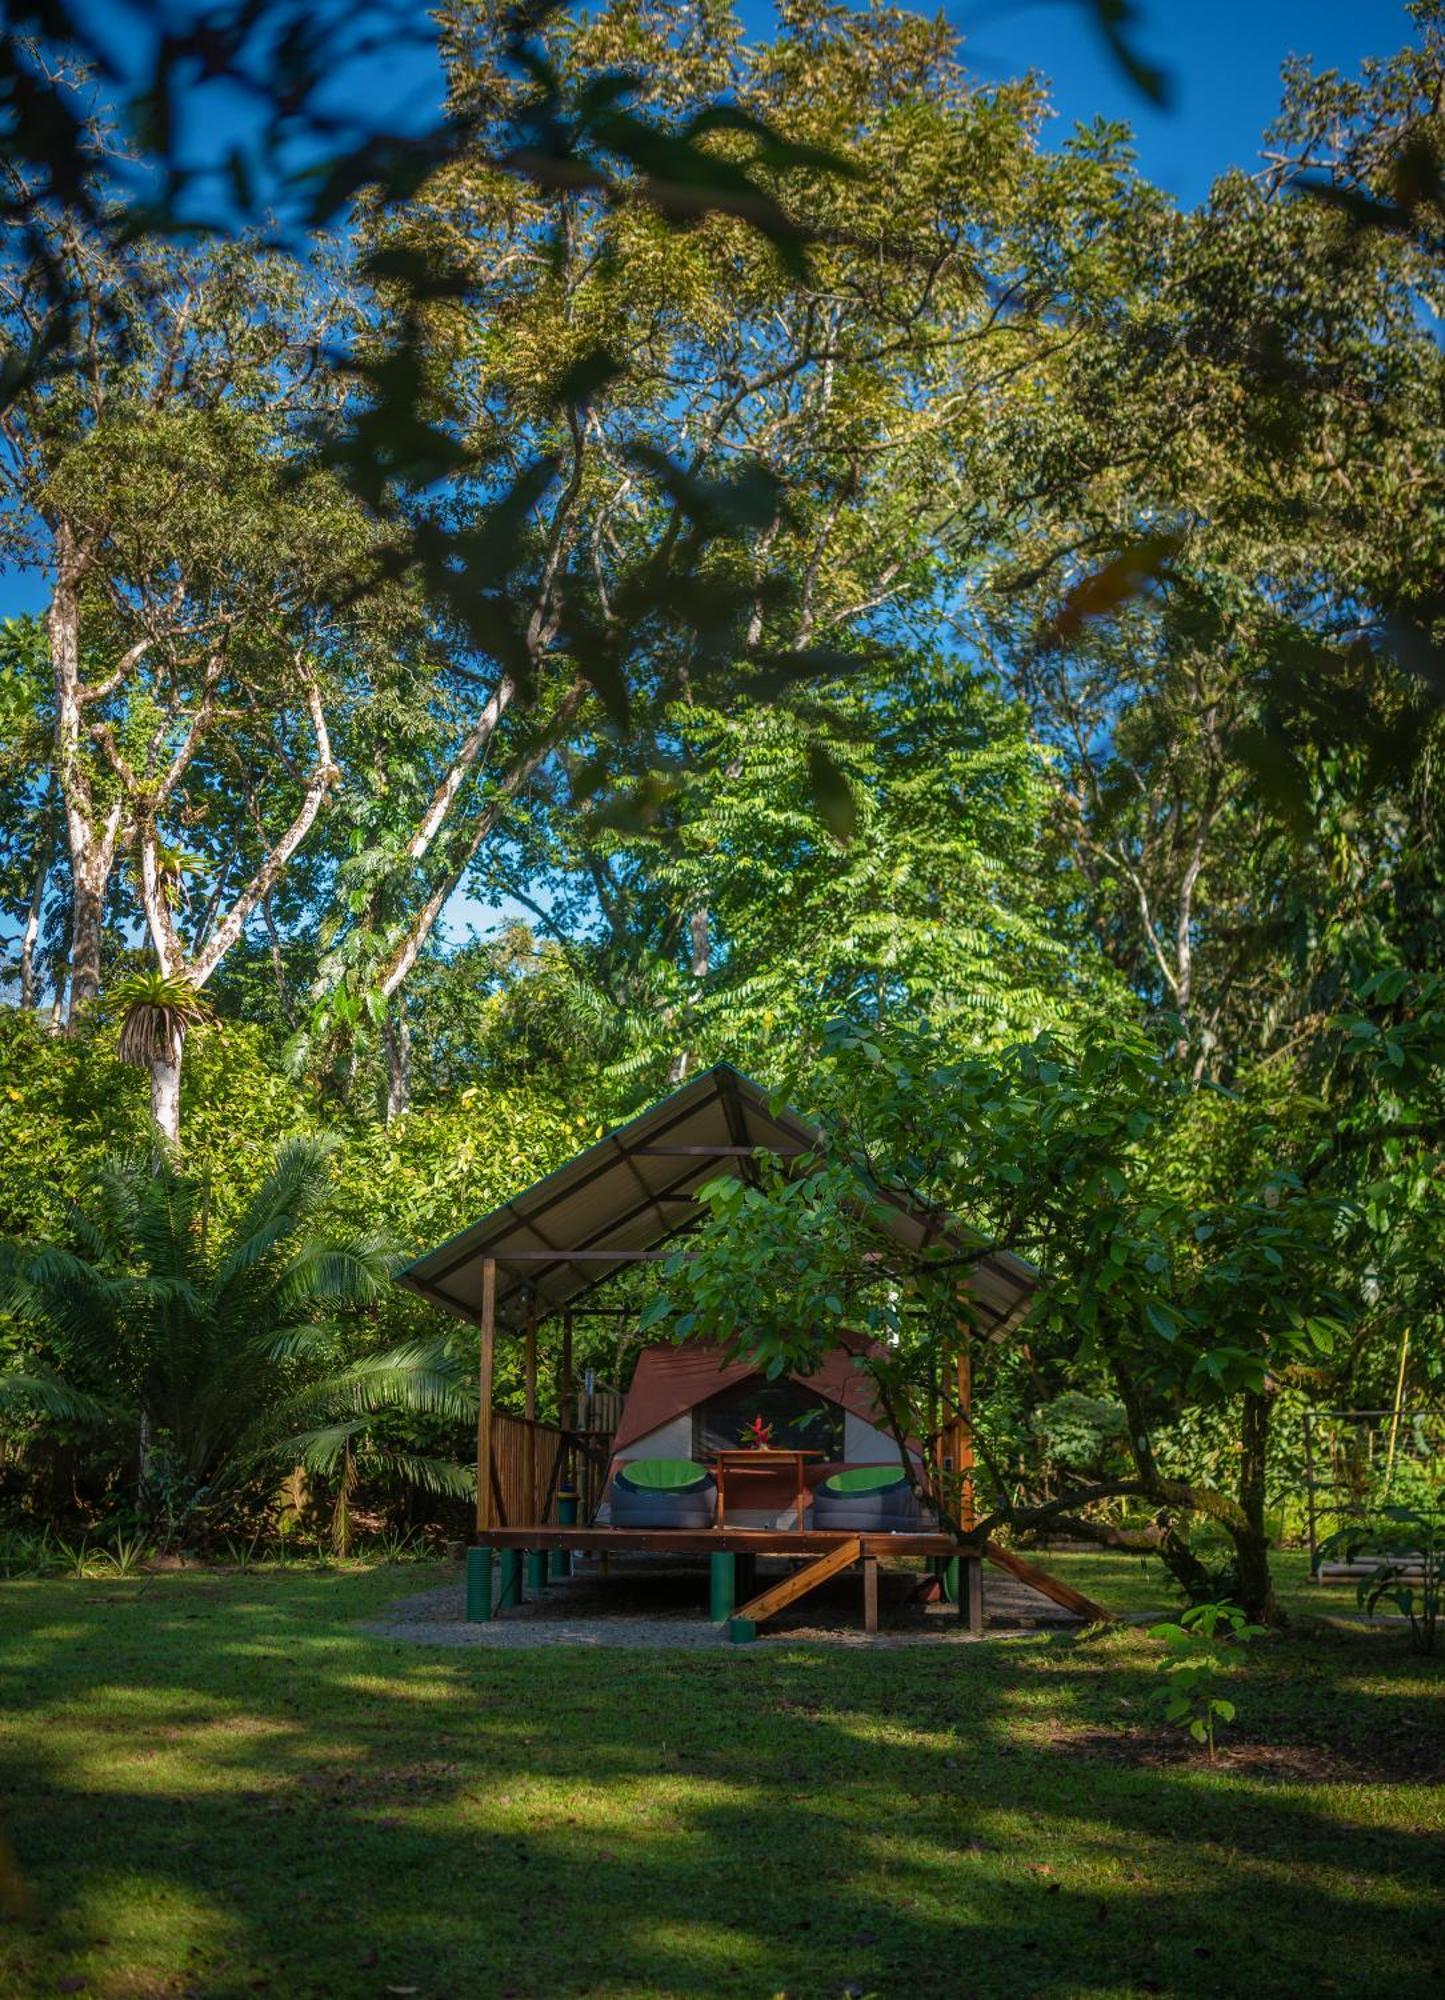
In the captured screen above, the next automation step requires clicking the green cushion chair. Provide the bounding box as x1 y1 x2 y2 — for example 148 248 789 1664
811 1463 921 1531
610 1457 717 1527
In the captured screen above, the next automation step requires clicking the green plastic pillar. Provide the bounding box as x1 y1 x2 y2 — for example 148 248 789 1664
525 1549 547 1592
466 1546 494 1623
497 1547 522 1611
728 1617 758 1644
551 1485 577 1579
943 1556 960 1605
709 1550 736 1623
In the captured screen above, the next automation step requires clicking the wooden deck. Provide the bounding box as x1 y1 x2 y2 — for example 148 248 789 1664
471 1525 1114 1627
475 1525 959 1557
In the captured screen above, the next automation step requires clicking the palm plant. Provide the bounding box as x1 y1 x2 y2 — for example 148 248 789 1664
256 1333 476 1554
0 1138 474 1540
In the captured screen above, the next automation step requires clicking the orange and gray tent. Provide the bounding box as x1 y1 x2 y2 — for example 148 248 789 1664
610 1333 897 1456
396 1061 1037 1336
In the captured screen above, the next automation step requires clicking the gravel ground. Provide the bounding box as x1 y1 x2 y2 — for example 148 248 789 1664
362 1555 1088 1650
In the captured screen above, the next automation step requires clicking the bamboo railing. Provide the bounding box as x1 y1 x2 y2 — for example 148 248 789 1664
487 1412 567 1528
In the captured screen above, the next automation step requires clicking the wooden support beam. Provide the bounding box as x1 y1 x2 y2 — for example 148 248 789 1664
524 1293 538 1524
630 1145 808 1157
862 1553 878 1634
733 1537 863 1625
493 1249 678 1262
559 1310 575 1491
952 1344 972 1528
475 1257 497 1534
984 1540 1113 1623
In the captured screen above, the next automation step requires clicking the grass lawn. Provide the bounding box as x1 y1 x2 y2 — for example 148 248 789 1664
1 1557 1441 1999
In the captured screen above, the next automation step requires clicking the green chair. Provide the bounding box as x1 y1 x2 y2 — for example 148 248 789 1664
610 1457 717 1527
811 1464 921 1531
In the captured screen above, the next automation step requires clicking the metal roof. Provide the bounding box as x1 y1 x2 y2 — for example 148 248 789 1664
395 1061 1037 1335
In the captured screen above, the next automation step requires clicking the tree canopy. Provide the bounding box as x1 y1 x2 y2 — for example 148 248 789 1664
1 0 1443 1615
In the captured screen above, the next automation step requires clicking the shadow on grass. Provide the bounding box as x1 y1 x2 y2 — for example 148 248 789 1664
0 1565 1441 1999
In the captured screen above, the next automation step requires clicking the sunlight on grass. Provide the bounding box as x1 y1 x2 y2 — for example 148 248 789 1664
1 1564 1440 2000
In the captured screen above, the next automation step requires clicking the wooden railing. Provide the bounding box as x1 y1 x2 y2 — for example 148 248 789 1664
486 1412 567 1528
480 1380 624 1528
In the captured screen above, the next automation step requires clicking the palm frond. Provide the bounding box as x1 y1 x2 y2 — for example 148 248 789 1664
366 1451 475 1499
213 1137 340 1288
275 1234 397 1310
0 1364 118 1423
287 1421 362 1477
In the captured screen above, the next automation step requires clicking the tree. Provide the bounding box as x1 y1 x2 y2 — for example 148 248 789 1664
0 616 62 1014
0 216 403 1136
295 0 1172 1111
646 1012 1358 1622
471 650 1124 1098
983 13 1445 1083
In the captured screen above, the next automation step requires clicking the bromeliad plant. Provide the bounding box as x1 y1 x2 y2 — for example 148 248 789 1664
740 1415 775 1449
1148 1601 1268 1760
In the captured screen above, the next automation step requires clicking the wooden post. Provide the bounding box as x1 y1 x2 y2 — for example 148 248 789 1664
524 1292 538 1526
963 1553 984 1636
956 1342 975 1533
862 1552 878 1635
559 1311 575 1429
475 1258 497 1535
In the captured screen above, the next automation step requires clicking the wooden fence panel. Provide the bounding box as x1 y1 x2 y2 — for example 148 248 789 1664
489 1412 567 1528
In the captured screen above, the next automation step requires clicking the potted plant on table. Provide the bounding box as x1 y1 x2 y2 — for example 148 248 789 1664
740 1415 774 1449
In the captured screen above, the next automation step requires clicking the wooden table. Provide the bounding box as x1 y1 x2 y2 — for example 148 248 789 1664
711 1448 826 1528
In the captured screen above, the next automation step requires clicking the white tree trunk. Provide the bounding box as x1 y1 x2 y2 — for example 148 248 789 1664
149 1023 185 1149
383 997 411 1125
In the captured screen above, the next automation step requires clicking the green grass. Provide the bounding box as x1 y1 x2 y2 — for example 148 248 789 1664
1039 1548 1323 1620
0 1560 1441 1999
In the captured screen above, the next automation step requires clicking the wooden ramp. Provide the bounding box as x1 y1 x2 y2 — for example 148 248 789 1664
731 1537 864 1636
985 1541 1113 1623
727 1537 1113 1639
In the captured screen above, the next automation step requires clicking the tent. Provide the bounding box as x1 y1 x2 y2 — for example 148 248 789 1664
394 1065 1113 1634
604 1333 919 1527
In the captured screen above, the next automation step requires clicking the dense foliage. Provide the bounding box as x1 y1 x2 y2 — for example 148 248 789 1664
2 0 1443 1611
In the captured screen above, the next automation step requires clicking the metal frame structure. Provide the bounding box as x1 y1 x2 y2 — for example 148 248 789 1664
1303 1406 1445 1574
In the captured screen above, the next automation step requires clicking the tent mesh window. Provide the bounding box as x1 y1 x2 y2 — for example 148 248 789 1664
692 1376 845 1459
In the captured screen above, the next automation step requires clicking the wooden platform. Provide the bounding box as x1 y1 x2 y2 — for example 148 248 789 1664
473 1526 1113 1627
476 1525 959 1557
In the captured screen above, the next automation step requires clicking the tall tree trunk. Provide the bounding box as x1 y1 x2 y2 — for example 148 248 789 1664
48 532 126 1021
18 803 52 1008
1235 1387 1279 1624
67 850 110 1016
667 906 710 1084
383 995 411 1124
148 1020 186 1150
